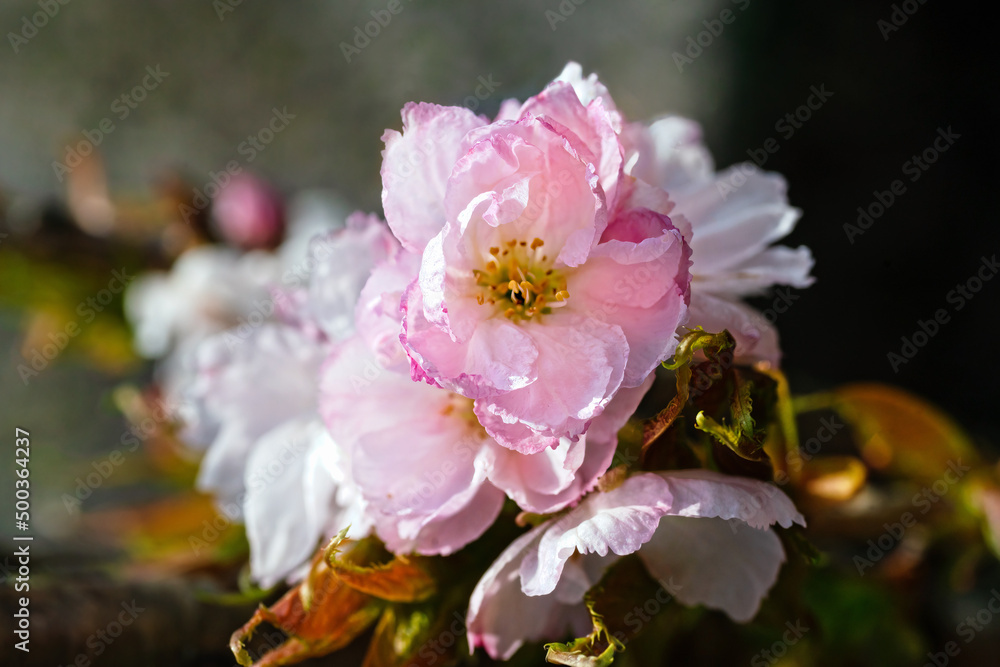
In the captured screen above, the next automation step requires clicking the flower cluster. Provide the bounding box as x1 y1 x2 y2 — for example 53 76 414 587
130 62 812 662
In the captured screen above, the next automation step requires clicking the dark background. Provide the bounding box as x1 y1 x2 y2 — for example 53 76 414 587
725 2 999 450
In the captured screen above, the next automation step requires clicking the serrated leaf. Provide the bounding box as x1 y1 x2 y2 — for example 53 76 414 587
730 376 757 436
695 412 766 463
643 328 736 462
363 607 437 667
327 531 436 603
545 641 618 667
229 531 384 666
544 593 624 665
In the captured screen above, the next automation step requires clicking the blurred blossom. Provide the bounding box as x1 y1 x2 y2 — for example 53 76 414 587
210 173 286 250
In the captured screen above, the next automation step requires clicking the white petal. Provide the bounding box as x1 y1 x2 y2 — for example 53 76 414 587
639 517 786 622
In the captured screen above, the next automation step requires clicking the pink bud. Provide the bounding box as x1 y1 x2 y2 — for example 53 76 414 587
211 173 285 250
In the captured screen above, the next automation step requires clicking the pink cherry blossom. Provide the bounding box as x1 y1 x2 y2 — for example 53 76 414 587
624 114 814 365
318 252 656 555
180 214 397 587
211 173 285 250
467 470 805 660
384 80 691 455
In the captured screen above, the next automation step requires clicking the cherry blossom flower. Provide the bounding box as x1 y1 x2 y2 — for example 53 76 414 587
467 470 805 660
319 249 655 555
540 62 813 365
180 214 396 587
623 114 814 365
383 79 691 455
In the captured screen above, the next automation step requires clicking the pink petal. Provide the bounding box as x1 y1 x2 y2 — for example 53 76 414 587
485 439 580 511
585 372 655 447
305 212 398 341
571 215 691 386
451 117 608 268
519 473 674 596
475 314 628 453
518 81 623 204
402 280 539 397
686 291 782 366
623 116 714 192
467 525 592 660
657 469 805 529
351 420 488 526
319 335 430 448
378 473 505 557
381 103 487 252
552 62 619 116
353 250 421 372
484 424 619 515
320 334 502 556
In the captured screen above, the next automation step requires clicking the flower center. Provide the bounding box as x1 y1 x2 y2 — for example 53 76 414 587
471 237 569 322
440 393 488 438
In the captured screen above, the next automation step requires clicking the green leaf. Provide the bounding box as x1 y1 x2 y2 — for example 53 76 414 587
643 328 736 463
362 606 436 667
544 593 624 665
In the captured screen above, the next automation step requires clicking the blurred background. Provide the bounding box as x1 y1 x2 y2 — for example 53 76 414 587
1 1 997 665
